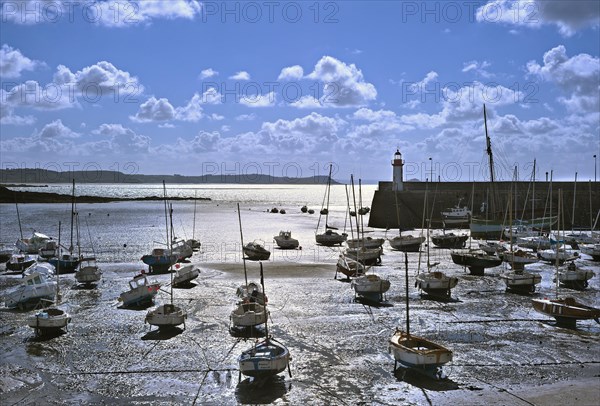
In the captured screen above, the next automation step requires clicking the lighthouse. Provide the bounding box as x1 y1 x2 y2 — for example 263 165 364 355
392 149 404 191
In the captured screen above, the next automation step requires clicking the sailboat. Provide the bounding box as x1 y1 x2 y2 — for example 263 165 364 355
238 262 291 380
172 263 200 287
75 217 102 287
345 178 383 265
146 182 187 330
349 177 390 302
389 252 453 378
500 179 542 293
388 184 424 252
230 203 269 332
531 189 600 328
27 221 71 335
48 179 80 273
416 180 458 299
186 190 202 251
315 164 347 246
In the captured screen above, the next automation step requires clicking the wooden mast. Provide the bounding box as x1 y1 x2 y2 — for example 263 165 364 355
404 251 410 337
483 104 497 217
237 203 249 288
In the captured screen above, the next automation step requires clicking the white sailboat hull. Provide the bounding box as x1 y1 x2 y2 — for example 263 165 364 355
230 302 268 327
145 304 186 328
172 264 200 286
389 330 452 370
27 308 71 331
238 339 290 378
75 265 102 284
351 275 391 295
415 272 458 291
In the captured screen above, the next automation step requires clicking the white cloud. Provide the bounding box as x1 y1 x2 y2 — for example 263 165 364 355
236 113 256 121
407 71 439 92
476 0 600 36
92 123 150 152
1 1 202 27
527 45 600 113
230 71 251 81
210 113 224 121
240 92 276 108
201 87 222 105
54 61 143 94
0 44 40 78
2 80 77 110
277 65 304 81
175 93 204 122
462 61 493 78
0 89 35 125
130 96 176 122
289 96 324 109
306 56 377 107
189 131 221 152
36 119 80 139
199 68 218 79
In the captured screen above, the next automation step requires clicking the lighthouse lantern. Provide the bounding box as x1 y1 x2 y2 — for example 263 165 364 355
392 148 404 191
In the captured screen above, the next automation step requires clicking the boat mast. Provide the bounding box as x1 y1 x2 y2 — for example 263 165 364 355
15 200 23 240
57 221 61 303
483 104 496 216
192 190 197 242
532 159 536 222
484 104 495 183
163 181 170 254
572 172 577 231
404 252 410 337
169 204 176 304
555 189 562 299
316 164 333 233
359 179 365 248
69 179 75 254
259 262 269 338
325 164 333 229
344 185 355 241
416 179 428 275
237 203 249 288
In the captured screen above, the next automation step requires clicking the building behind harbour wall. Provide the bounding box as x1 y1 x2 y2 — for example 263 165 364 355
368 181 600 231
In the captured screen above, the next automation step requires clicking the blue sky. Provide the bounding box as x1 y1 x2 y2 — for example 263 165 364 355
1 0 599 182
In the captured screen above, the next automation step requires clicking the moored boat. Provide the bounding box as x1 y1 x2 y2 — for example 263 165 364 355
16 232 51 254
351 273 391 302
141 248 178 274
273 231 299 249
119 273 161 308
532 297 600 328
388 235 424 252
4 271 56 310
346 236 385 249
243 241 271 261
431 233 468 249
5 253 37 272
415 271 458 298
389 252 453 378
335 254 367 279
75 257 102 286
172 263 200 287
499 270 541 293
450 249 502 275
557 262 595 290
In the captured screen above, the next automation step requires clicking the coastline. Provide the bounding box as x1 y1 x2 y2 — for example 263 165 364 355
0 186 211 204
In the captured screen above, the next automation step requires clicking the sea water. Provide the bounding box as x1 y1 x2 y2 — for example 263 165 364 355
0 183 378 265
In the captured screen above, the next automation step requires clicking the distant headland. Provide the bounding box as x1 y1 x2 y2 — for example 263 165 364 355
0 169 339 185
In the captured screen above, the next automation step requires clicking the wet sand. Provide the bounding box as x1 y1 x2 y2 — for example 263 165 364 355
1 252 599 405
1 200 599 404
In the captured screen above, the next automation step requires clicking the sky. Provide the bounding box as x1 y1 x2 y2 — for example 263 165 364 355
0 0 599 182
